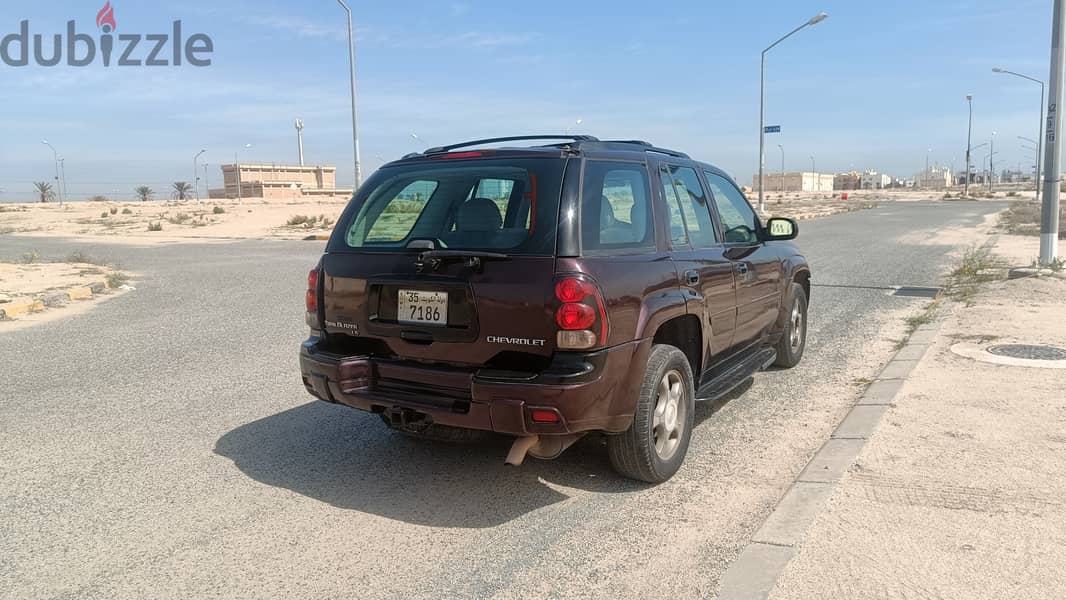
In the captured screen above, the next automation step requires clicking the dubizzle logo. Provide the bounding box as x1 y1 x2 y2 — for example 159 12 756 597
1 3 214 67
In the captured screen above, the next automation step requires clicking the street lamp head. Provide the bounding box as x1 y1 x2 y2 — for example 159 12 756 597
41 139 48 145
966 94 973 101
808 12 829 25
992 67 1003 73
244 143 252 149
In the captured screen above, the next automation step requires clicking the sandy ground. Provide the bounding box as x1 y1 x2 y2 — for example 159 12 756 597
770 232 1066 599
0 198 346 243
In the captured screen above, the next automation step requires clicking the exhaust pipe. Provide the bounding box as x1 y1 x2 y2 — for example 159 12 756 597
505 436 539 466
505 433 586 466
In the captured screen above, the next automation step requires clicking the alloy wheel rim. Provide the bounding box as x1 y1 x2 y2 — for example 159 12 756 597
652 369 685 460
789 298 804 351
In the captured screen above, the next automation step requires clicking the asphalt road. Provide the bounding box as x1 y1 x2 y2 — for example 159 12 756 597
0 201 1006 599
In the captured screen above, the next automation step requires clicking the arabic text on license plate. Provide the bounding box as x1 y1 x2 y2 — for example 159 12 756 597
398 289 448 325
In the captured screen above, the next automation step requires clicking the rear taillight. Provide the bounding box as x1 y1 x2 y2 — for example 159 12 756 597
554 275 609 350
306 268 320 327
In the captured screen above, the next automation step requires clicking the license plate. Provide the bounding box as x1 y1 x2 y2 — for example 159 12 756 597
398 289 448 326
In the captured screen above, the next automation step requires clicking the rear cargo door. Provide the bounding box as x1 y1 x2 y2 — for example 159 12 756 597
321 156 567 368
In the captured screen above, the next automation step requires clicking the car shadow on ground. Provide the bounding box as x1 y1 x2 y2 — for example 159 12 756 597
214 401 651 529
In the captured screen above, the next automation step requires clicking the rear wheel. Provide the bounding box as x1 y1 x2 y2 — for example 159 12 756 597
773 283 808 368
608 344 695 483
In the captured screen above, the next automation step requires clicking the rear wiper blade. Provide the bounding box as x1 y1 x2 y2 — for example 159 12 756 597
415 250 511 272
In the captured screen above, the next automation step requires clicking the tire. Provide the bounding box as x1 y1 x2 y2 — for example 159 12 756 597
608 344 695 483
773 282 808 368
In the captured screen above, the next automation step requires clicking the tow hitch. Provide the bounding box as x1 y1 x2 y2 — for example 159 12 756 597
380 407 433 433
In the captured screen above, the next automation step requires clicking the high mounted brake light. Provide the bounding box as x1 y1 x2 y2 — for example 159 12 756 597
430 151 490 160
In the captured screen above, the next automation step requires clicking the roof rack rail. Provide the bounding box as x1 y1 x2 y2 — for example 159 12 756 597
598 140 690 159
423 135 600 154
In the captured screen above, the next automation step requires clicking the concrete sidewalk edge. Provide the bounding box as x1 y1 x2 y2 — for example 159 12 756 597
715 321 941 600
0 280 110 320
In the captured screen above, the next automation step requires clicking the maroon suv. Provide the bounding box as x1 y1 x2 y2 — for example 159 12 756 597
300 136 810 483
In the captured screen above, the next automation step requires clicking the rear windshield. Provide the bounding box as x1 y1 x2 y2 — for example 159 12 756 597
339 157 565 255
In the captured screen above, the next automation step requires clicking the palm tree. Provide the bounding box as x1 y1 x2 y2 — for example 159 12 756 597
172 181 192 201
34 181 56 203
135 186 154 202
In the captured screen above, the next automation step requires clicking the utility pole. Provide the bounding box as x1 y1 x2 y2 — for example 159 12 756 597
1040 0 1064 264
989 132 996 192
965 95 974 198
203 163 210 199
58 158 67 203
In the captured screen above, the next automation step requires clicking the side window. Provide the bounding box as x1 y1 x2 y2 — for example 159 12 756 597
581 161 654 251
705 172 759 244
364 180 438 241
660 165 717 248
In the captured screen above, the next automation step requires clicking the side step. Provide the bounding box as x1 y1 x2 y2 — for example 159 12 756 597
695 347 776 402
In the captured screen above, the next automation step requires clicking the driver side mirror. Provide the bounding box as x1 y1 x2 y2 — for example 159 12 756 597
764 217 798 241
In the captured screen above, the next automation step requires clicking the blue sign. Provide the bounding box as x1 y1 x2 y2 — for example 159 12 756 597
764 125 781 134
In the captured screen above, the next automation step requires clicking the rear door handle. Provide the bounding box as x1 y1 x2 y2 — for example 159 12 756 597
735 263 749 275
684 270 700 285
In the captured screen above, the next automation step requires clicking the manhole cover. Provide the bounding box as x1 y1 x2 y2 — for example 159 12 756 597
893 286 941 298
986 344 1066 361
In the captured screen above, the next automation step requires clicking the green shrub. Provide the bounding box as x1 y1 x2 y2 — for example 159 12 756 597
101 211 109 218
147 221 163 231
122 208 133 215
19 251 39 264
213 205 225 214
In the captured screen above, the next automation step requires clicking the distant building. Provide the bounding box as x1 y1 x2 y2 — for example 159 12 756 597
1000 169 1030 184
833 171 861 190
210 163 353 200
752 172 835 192
860 171 891 190
915 166 953 190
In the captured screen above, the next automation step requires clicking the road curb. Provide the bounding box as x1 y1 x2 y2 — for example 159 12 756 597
715 321 942 600
303 234 330 241
0 280 110 321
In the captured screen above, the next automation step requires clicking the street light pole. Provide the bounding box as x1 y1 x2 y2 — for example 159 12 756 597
193 149 205 203
1040 0 1065 264
758 11 829 213
41 140 60 204
336 0 363 190
993 68 1045 197
964 95 973 198
203 163 210 198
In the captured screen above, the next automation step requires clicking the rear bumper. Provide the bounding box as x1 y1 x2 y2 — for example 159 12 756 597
299 337 651 436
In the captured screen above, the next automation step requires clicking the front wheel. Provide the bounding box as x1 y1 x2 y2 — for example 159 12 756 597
607 344 695 483
773 282 808 368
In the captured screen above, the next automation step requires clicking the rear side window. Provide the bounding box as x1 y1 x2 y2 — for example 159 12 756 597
580 161 653 251
340 158 564 255
660 165 716 248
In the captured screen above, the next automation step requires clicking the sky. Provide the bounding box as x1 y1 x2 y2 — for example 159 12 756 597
0 0 1057 201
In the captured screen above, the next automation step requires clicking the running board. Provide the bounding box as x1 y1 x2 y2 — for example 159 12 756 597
695 347 776 402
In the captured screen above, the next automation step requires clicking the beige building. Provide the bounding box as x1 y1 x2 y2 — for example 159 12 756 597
210 163 353 200
753 172 835 193
833 171 861 190
915 166 953 190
